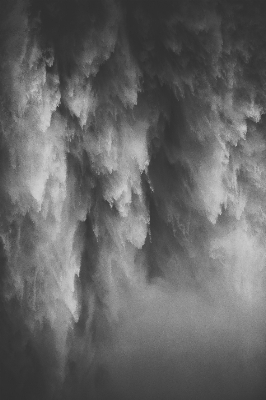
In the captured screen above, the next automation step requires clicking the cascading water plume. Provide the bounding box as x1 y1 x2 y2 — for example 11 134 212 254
1 1 266 399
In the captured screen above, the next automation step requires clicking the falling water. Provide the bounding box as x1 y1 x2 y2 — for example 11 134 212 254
1 1 266 399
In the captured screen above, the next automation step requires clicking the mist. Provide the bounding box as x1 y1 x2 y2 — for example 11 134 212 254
1 0 266 399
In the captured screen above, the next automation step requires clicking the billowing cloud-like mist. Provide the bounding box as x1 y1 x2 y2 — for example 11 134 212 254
1 0 266 399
